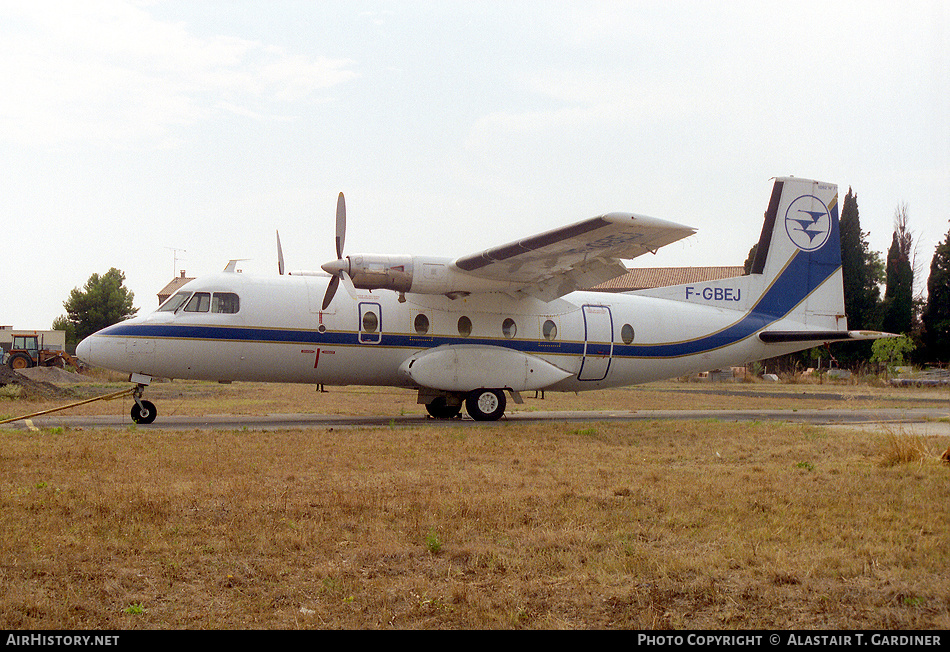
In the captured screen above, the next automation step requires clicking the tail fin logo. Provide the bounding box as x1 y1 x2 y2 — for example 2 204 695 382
784 195 831 252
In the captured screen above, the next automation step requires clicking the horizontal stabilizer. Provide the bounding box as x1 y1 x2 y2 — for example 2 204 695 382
759 330 897 344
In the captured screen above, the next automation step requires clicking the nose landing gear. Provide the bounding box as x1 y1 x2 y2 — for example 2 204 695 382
130 375 156 425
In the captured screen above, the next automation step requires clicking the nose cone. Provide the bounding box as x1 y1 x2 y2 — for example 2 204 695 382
75 336 93 364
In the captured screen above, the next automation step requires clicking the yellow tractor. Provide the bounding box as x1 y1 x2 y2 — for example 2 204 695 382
4 334 85 372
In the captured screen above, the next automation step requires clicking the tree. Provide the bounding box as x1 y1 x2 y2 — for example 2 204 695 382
921 224 950 362
51 315 77 352
839 188 884 332
62 268 138 344
880 203 915 335
742 243 757 275
871 335 915 376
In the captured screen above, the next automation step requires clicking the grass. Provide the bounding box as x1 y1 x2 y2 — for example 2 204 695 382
1 398 948 629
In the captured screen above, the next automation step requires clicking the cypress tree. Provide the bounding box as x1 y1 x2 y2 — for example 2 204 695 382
922 225 950 362
838 188 883 332
881 205 915 334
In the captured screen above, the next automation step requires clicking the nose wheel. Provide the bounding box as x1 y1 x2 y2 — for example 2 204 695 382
131 399 157 425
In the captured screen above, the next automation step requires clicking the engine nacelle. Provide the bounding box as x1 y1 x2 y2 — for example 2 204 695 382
347 254 414 293
337 254 516 298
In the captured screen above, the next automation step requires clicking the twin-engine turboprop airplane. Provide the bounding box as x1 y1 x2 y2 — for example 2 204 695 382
76 176 890 424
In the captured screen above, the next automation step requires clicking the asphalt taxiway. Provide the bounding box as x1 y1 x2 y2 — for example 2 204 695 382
4 407 948 434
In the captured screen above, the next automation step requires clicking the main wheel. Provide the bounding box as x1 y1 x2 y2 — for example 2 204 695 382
131 400 157 425
425 396 462 419
465 388 506 421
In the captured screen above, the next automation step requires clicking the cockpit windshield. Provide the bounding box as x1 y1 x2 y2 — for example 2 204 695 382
157 291 191 312
156 291 240 314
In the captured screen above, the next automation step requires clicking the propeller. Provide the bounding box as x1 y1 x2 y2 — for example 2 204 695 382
276 230 285 275
320 192 353 309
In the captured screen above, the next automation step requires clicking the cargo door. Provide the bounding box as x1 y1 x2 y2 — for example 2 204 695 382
578 304 613 381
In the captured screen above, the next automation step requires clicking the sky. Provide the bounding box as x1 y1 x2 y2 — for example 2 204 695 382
2 0 948 330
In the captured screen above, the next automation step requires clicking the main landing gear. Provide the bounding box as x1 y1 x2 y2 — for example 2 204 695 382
424 388 508 422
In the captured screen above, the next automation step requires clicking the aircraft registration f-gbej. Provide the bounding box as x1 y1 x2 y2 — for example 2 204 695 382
76 176 892 424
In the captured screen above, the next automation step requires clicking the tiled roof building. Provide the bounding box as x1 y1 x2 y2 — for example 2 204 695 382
157 271 195 306
590 266 745 292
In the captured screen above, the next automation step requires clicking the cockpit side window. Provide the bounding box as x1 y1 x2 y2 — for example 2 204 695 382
212 292 240 314
183 292 211 313
158 291 191 313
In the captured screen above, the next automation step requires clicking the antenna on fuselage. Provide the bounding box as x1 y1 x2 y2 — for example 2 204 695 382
223 259 249 273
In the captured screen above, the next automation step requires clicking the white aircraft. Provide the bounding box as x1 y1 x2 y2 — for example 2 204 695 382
76 176 889 424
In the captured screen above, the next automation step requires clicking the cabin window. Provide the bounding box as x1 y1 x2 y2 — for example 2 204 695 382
414 313 430 335
502 318 517 339
621 323 635 344
457 316 472 337
542 319 557 341
183 292 211 313
158 291 191 312
212 292 240 314
362 310 379 333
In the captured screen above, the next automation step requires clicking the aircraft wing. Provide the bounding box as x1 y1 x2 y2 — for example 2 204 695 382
453 212 696 301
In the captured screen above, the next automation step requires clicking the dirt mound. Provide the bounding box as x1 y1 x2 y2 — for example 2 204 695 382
0 367 76 400
16 366 90 384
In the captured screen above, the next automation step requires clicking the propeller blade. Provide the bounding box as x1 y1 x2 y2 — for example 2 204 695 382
335 192 346 260
340 269 357 299
322 274 340 310
276 230 285 275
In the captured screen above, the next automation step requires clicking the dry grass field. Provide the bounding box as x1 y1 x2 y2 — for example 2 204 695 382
1 375 948 629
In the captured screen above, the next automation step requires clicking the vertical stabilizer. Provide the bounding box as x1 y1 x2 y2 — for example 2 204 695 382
747 177 844 330
633 177 845 332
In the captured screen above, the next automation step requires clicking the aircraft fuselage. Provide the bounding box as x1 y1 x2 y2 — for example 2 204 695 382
80 270 807 393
